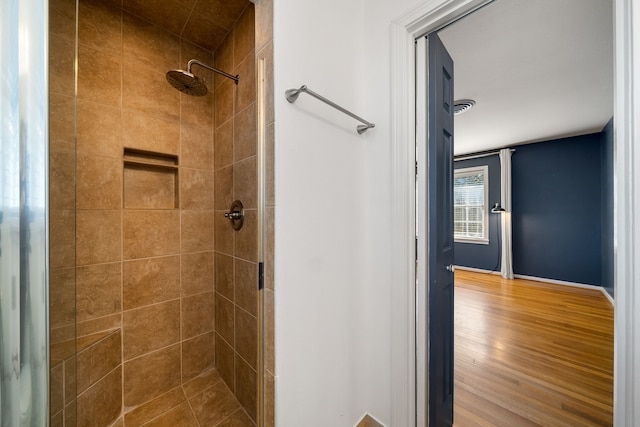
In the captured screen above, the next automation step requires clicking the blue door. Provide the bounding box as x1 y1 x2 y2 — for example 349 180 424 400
427 31 455 427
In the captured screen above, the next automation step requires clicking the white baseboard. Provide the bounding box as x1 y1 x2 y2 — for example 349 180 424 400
455 267 614 307
601 288 615 307
454 265 501 275
513 274 614 307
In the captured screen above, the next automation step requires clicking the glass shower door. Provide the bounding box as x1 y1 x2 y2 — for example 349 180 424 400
1 0 50 424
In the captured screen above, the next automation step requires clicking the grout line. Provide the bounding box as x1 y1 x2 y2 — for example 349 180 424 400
179 0 199 37
76 328 119 350
215 115 235 134
235 100 256 120
183 384 203 427
229 254 259 265
77 251 210 270
122 341 181 364
120 340 217 381
115 208 182 212
177 165 216 175
182 330 216 345
234 47 256 80
122 297 182 314
214 331 234 359
178 41 186 394
234 350 258 375
122 253 182 263
123 384 182 419
213 249 237 260
182 288 215 299
212 44 219 378
119 3 196 48
76 363 122 400
234 303 257 319
215 291 235 306
50 319 77 330
135 395 191 427
211 409 240 427
76 313 121 329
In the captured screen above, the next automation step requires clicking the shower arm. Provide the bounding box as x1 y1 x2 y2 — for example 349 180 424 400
187 59 239 85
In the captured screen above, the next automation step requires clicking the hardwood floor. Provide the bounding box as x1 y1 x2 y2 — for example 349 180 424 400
454 270 613 427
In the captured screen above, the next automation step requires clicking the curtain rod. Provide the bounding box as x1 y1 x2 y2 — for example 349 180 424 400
454 148 515 162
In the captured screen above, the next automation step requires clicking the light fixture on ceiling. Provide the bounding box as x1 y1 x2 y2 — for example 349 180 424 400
454 99 476 115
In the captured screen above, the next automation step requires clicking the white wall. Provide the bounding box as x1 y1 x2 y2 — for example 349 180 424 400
273 0 369 424
273 0 421 425
274 0 640 426
273 0 368 425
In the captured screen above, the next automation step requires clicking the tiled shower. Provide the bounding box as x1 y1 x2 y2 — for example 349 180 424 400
48 0 275 425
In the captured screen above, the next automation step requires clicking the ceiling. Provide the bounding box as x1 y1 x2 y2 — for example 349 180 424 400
438 0 613 155
121 0 250 51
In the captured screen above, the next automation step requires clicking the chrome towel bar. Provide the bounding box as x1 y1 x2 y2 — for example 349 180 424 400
284 85 375 134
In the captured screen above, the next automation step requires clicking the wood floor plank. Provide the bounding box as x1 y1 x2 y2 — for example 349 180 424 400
454 270 613 426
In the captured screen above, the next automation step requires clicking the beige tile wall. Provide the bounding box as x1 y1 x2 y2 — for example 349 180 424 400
212 5 260 422
50 0 260 424
49 0 79 424
73 0 219 420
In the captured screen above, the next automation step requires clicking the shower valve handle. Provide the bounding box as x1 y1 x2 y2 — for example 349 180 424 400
224 211 243 220
224 200 245 230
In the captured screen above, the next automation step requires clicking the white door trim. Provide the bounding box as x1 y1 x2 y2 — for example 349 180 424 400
415 35 428 427
388 18 418 427
389 0 637 425
613 0 639 425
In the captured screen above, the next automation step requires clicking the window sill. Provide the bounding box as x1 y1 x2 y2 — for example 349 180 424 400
455 238 489 245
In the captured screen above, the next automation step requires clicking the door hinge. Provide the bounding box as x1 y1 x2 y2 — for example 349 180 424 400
258 261 264 290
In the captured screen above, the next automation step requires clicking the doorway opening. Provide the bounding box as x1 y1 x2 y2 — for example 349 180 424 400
416 0 614 424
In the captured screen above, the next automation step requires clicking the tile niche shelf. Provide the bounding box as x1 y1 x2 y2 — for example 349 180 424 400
123 148 179 209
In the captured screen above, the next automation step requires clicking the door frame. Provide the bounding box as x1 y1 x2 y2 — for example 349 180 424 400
388 0 639 425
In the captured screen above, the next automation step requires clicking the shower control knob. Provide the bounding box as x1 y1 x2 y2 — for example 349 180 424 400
224 212 242 220
224 200 245 231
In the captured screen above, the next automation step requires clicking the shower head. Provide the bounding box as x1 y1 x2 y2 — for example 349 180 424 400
166 69 208 96
166 59 239 97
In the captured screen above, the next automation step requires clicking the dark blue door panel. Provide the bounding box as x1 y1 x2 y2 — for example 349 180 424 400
427 31 455 427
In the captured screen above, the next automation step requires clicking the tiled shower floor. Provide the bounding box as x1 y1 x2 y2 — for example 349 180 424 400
124 368 255 427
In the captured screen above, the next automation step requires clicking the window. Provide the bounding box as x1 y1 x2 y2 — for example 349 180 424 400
454 165 489 244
